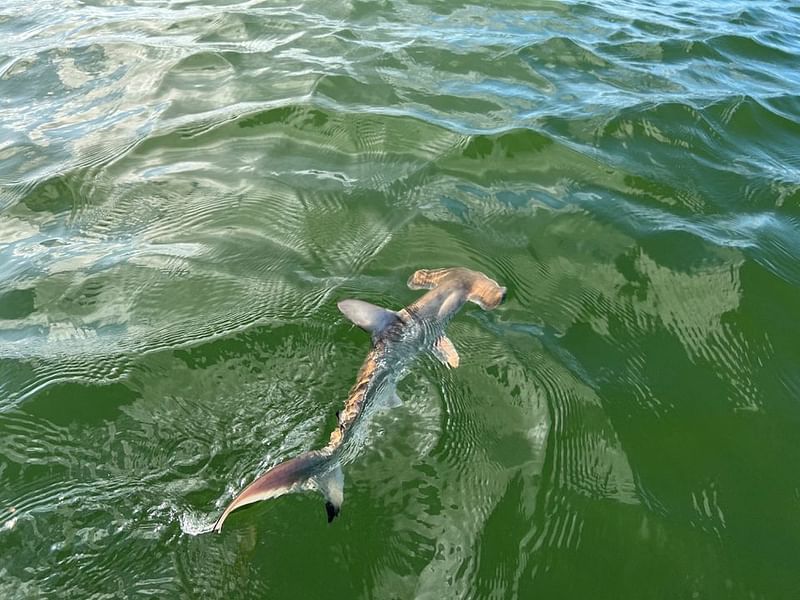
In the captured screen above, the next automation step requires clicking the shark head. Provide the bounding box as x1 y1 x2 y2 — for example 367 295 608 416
408 267 507 310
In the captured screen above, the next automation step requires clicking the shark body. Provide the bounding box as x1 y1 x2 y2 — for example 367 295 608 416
213 267 506 532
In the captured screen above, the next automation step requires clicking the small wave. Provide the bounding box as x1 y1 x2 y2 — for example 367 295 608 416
178 510 217 536
3 0 800 596
708 34 798 65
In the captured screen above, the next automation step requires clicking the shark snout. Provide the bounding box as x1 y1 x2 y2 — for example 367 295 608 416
499 287 507 303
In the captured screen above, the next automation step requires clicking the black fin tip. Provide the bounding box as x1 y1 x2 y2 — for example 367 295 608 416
325 501 340 523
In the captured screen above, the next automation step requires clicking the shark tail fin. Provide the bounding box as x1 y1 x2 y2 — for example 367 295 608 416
214 451 343 532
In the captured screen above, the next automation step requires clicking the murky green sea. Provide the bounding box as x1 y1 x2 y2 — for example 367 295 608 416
2 0 800 598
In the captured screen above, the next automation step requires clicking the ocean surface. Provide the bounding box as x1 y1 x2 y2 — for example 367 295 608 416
2 0 800 598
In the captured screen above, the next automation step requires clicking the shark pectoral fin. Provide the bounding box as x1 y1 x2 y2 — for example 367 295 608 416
317 464 344 523
432 335 460 368
338 299 398 334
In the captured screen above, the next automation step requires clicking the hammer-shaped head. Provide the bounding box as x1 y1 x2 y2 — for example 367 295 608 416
407 267 507 310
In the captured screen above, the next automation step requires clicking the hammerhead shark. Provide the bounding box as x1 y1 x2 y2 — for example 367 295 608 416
213 267 506 532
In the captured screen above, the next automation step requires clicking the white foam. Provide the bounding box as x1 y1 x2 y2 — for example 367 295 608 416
178 510 216 537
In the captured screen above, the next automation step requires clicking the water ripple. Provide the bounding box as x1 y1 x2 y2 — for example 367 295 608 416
3 0 800 597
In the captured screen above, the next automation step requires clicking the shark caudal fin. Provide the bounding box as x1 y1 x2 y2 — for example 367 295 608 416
214 451 344 532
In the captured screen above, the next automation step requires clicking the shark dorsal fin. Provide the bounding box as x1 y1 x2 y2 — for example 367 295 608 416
337 299 398 334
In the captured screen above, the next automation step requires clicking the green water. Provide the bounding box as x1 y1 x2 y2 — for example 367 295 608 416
2 0 800 597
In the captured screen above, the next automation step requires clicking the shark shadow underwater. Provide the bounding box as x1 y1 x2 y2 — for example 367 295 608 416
214 267 506 532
